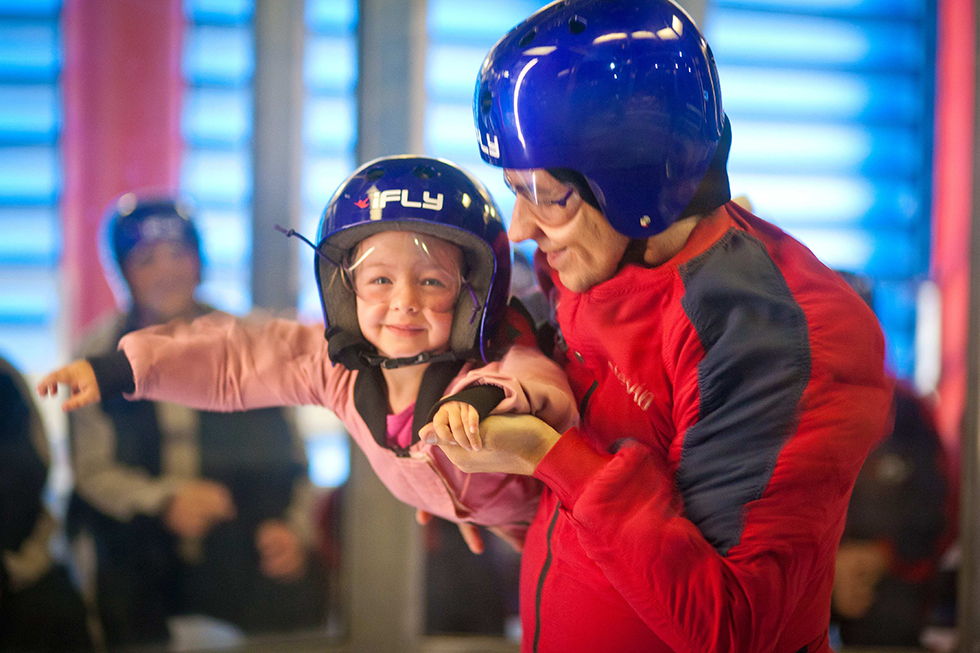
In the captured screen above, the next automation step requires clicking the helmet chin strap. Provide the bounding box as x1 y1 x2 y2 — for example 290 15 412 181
366 350 468 370
325 326 475 370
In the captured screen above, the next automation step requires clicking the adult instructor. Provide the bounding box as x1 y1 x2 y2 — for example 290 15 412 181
421 1 894 651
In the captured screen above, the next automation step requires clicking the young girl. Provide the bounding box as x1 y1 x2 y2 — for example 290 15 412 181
38 156 577 544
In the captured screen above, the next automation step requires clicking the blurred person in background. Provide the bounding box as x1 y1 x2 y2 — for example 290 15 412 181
0 353 92 652
831 272 955 647
65 193 326 649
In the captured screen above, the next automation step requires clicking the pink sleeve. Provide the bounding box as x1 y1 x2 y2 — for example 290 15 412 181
445 344 578 432
119 312 350 414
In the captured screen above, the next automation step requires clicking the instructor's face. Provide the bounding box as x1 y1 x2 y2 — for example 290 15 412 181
505 169 629 293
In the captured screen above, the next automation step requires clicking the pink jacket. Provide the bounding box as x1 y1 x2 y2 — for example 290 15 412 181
118 312 578 532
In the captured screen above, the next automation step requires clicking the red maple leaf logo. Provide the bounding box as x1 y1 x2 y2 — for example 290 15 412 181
355 197 370 209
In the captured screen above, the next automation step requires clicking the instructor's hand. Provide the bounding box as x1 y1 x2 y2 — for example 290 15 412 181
421 414 561 476
36 360 101 412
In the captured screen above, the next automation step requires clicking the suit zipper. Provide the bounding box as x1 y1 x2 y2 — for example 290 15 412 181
533 500 561 653
531 380 595 649
579 380 597 427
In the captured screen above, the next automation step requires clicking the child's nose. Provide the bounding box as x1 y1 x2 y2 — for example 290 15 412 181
389 280 421 311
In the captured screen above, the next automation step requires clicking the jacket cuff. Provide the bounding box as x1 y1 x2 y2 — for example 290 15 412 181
426 384 506 423
86 349 135 398
533 427 610 511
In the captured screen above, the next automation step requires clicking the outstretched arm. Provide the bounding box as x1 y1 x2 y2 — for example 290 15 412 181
39 312 349 414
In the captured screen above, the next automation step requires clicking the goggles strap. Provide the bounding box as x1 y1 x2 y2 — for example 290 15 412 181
463 282 481 324
274 224 347 265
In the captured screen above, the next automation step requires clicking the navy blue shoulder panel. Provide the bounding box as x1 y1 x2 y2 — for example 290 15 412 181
677 229 811 556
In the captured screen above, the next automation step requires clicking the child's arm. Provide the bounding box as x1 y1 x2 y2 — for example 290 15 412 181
420 298 576 448
415 344 575 547
40 312 349 414
436 344 578 433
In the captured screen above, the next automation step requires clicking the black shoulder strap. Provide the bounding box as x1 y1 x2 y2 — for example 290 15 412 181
352 361 466 455
352 366 390 449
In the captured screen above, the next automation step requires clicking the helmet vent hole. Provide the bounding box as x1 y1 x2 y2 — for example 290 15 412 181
413 165 436 179
479 90 493 114
365 167 385 181
518 28 536 47
568 16 587 34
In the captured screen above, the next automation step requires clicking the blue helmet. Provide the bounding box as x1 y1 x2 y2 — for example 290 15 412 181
315 156 511 365
105 193 201 268
474 0 727 238
99 193 202 306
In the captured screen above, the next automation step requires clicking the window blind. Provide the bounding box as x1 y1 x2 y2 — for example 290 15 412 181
706 0 935 378
182 0 255 315
297 0 359 489
424 0 551 262
0 0 62 374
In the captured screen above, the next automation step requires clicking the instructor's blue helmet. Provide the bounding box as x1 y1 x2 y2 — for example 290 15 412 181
475 0 728 238
315 156 511 364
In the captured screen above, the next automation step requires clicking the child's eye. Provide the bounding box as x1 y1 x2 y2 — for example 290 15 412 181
368 276 392 286
420 278 447 288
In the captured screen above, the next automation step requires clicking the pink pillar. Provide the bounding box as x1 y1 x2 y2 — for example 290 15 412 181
932 0 975 471
61 0 184 344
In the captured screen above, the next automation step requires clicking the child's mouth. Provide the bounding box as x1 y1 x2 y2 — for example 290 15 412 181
385 324 424 334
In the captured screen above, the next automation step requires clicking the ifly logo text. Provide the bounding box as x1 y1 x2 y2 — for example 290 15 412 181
361 190 444 215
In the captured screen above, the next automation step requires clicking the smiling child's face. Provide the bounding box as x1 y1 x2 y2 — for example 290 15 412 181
351 231 463 359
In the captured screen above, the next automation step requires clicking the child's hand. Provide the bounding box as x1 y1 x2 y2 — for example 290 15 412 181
425 401 482 451
35 360 101 412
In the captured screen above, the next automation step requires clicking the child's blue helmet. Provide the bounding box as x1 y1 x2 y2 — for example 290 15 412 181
315 156 511 367
474 0 728 238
